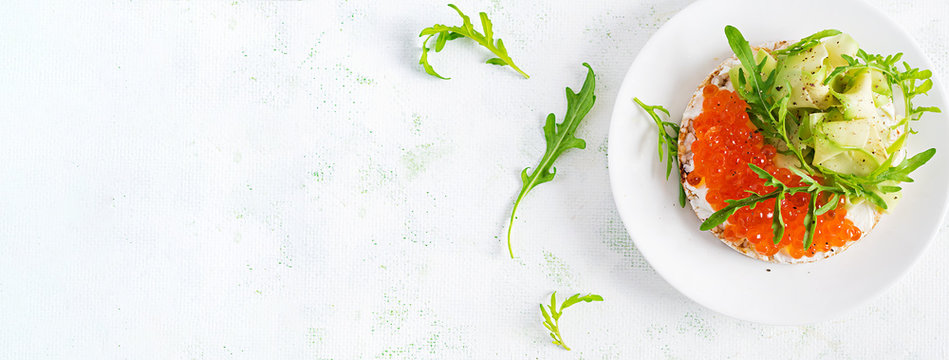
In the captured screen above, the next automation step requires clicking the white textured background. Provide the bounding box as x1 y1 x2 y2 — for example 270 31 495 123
1 0 947 358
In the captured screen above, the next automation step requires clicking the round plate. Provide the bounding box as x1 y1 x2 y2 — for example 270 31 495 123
608 0 949 324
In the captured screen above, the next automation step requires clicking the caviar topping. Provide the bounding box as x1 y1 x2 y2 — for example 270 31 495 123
690 85 861 258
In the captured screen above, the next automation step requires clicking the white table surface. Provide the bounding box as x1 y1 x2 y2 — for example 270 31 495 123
2 0 948 358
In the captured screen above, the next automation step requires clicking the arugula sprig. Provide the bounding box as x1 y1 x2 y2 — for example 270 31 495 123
724 26 779 138
506 63 595 258
814 49 939 209
418 4 529 79
822 49 941 161
817 148 936 209
700 164 846 248
634 98 686 207
540 292 603 351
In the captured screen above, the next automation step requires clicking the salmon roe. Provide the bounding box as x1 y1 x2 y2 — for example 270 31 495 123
689 85 862 259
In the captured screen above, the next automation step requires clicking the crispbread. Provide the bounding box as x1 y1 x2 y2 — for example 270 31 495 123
676 42 881 263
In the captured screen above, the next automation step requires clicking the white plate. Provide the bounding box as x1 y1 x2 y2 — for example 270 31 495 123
608 0 949 324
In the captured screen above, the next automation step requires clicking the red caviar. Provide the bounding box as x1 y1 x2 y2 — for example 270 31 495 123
689 85 861 258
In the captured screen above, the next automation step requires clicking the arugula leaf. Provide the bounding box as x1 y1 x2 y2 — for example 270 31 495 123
725 25 811 173
634 98 686 207
418 4 528 79
506 63 595 258
815 193 839 216
816 148 936 211
419 37 449 80
772 29 841 56
772 191 786 243
540 291 604 351
700 189 780 231
725 26 779 137
802 192 818 249
873 148 936 183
